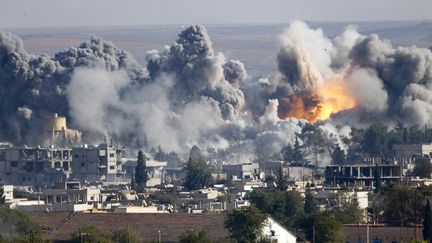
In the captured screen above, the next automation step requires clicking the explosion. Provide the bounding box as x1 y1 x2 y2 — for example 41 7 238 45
279 77 357 124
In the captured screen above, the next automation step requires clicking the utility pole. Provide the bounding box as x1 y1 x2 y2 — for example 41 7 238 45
312 226 315 243
367 222 369 243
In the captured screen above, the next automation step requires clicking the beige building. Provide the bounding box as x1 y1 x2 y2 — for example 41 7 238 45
222 162 260 180
43 113 81 147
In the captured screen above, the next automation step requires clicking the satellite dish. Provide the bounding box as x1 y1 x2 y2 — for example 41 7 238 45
259 172 265 180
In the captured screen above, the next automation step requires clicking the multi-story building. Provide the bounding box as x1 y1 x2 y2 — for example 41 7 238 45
71 143 126 184
122 153 168 187
325 163 402 187
393 143 432 163
0 146 72 187
223 162 260 180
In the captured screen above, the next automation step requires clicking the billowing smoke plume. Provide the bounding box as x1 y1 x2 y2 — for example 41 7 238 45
0 32 149 144
2 21 432 163
249 21 432 129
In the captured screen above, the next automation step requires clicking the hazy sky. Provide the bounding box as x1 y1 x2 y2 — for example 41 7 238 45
1 0 431 28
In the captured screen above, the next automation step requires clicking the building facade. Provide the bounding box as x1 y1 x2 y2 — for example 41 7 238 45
325 163 402 186
71 143 126 184
0 146 72 187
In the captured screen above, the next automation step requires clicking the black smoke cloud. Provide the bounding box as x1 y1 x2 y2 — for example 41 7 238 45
1 22 432 163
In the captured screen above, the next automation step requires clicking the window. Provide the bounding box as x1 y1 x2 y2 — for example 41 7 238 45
11 161 18 167
81 162 85 167
74 154 78 158
25 162 34 172
63 162 69 171
54 161 61 169
34 163 43 173
109 166 115 170
109 153 115 158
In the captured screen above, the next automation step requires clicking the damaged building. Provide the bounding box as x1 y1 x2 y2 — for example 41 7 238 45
0 146 72 187
325 163 403 187
70 143 126 184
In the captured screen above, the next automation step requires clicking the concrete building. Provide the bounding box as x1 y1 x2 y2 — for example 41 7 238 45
314 189 369 212
325 163 402 187
223 162 260 180
287 166 315 182
122 154 168 187
2 185 13 201
43 113 80 147
13 181 100 212
0 146 72 187
162 167 184 185
260 160 284 178
393 143 432 162
71 143 126 184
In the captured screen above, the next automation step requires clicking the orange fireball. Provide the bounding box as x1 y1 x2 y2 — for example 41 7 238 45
279 76 357 123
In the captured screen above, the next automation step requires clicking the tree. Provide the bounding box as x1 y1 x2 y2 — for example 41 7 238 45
361 124 389 157
276 165 288 191
293 137 305 165
329 144 346 165
183 157 214 190
304 187 317 215
281 144 295 163
383 185 420 226
423 199 432 241
70 224 112 243
225 205 267 243
112 228 140 243
413 157 432 179
134 150 149 192
373 165 382 193
330 192 364 224
282 137 306 165
299 211 344 243
313 212 345 243
178 229 212 243
0 206 44 242
369 193 385 224
249 190 303 229
299 125 328 167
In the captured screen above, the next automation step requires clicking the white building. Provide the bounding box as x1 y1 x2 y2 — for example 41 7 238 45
263 216 297 243
3 185 13 201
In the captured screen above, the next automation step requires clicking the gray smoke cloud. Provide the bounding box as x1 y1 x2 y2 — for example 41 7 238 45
2 21 432 164
246 21 432 129
0 33 148 144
